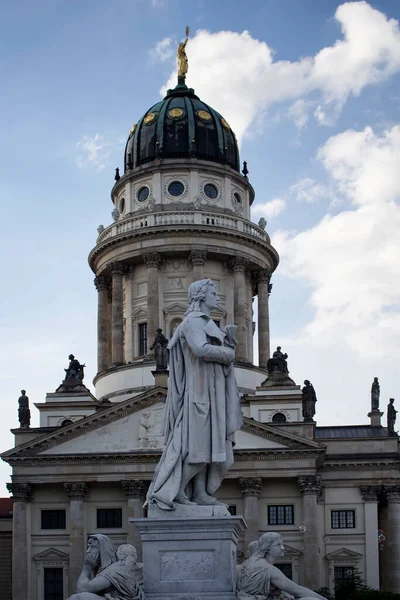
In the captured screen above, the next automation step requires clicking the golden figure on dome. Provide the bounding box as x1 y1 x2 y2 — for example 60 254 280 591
177 26 190 79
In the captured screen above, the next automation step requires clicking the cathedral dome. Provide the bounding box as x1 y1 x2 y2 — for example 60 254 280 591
124 81 240 173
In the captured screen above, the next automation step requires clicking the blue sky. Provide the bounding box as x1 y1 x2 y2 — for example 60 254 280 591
1 0 400 492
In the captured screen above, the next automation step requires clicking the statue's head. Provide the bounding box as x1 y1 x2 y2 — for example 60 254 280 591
186 279 219 314
390 398 395 404
245 540 259 558
277 346 281 351
87 534 117 570
68 354 75 360
117 544 137 565
157 328 162 333
257 532 284 560
21 390 26 395
304 380 310 386
374 377 379 382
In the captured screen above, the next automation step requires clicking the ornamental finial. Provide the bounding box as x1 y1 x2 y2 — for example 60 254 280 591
177 26 190 83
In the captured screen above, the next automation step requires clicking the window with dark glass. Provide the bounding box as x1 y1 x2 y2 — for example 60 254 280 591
331 510 355 529
97 508 122 529
228 505 237 516
268 505 294 525
272 412 286 423
41 510 66 530
139 322 147 356
168 181 185 197
213 320 220 328
334 566 354 587
137 186 150 202
204 183 218 199
44 567 63 600
276 564 292 579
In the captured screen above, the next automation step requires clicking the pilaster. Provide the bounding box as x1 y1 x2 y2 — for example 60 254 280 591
360 486 380 589
384 485 400 593
256 268 271 367
109 261 125 365
297 476 323 590
7 482 33 600
231 257 248 361
189 249 207 281
239 477 262 549
64 482 89 592
143 252 162 348
122 479 147 561
94 275 110 372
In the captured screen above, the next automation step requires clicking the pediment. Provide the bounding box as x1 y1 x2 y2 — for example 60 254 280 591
33 547 69 561
2 387 167 459
240 418 326 451
163 302 188 314
326 548 362 560
283 544 301 557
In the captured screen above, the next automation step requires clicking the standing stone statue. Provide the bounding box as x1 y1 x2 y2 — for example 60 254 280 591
302 380 317 422
67 534 144 600
387 398 398 435
146 278 243 510
150 329 169 371
371 377 380 410
18 390 31 428
237 532 327 600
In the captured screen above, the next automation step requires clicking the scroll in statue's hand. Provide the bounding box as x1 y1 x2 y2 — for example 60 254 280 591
224 324 237 347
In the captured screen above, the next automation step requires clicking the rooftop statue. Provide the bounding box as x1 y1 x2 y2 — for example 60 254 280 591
177 26 190 80
150 328 169 371
146 278 243 510
387 398 398 435
371 377 380 410
262 346 295 387
237 532 327 600
56 354 88 393
18 390 31 428
302 380 317 422
67 534 144 600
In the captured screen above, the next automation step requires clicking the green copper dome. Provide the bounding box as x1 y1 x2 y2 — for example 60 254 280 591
124 82 240 172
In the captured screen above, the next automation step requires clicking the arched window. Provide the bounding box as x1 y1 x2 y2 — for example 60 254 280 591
60 419 73 427
272 412 286 423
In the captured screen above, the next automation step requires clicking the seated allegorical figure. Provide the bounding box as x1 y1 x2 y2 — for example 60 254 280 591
237 532 326 600
67 534 144 600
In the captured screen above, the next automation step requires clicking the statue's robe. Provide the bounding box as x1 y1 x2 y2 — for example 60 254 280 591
147 312 243 509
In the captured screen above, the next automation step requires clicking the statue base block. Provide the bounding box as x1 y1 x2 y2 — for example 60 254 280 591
132 509 246 600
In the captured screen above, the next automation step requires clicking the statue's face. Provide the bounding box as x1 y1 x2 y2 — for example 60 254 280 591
268 536 285 559
87 537 100 564
203 284 219 311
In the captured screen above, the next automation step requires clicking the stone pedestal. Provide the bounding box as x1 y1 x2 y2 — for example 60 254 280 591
132 505 246 600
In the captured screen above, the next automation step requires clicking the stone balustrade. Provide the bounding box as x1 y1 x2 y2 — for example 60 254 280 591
96 210 270 245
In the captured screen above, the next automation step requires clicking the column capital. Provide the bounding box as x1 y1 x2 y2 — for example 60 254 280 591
94 275 108 291
143 252 162 269
239 477 262 497
256 268 271 284
189 250 207 267
64 482 89 500
360 486 381 502
384 485 400 503
108 261 126 276
121 479 148 498
297 475 323 496
7 482 33 502
230 256 248 272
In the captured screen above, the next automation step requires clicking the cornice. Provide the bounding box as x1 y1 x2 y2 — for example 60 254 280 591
88 227 279 273
241 418 325 451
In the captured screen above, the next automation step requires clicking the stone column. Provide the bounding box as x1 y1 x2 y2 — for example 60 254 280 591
239 477 262 549
231 257 248 361
7 483 32 600
109 261 125 365
385 485 400 593
297 476 323 590
64 482 89 593
143 252 162 348
94 275 110 372
360 486 380 590
189 250 207 282
257 269 271 368
121 480 147 561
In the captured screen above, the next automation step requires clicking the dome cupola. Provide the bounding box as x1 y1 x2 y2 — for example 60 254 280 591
124 81 240 173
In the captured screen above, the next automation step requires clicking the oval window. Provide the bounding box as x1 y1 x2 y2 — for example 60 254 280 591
198 110 212 122
169 107 184 119
144 112 157 125
204 183 218 199
119 197 125 213
234 192 242 204
137 186 150 202
168 181 185 197
272 412 287 423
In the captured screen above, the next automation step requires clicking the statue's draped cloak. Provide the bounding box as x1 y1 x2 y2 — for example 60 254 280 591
237 556 272 600
147 312 243 509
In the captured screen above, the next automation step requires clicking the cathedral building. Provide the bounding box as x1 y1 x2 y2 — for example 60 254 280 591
2 66 400 600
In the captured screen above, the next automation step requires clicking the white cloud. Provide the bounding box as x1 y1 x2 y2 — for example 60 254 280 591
158 2 400 143
252 198 286 219
76 133 110 172
289 177 328 204
273 124 400 361
287 99 310 132
149 37 174 63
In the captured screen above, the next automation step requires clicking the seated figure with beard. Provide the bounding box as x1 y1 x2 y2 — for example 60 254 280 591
67 534 144 600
